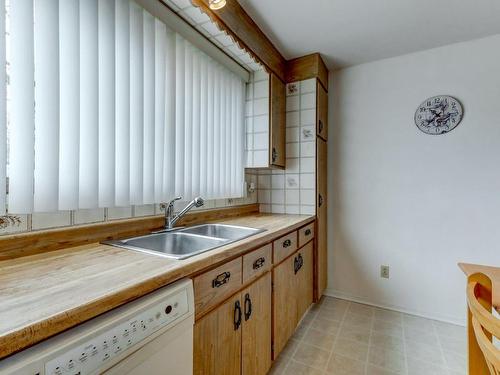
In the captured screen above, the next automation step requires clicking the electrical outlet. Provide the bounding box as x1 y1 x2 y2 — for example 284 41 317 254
380 265 390 279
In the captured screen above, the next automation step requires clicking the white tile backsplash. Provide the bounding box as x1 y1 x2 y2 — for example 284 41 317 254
256 78 318 215
32 211 71 230
74 209 105 225
254 80 269 99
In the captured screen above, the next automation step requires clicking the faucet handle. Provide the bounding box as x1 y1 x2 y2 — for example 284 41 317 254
160 197 182 211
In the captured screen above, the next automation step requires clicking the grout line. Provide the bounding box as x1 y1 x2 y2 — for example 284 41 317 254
433 319 452 373
322 299 351 374
363 310 375 375
401 312 410 375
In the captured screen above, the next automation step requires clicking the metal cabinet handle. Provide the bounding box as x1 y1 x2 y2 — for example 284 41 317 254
305 229 312 236
319 120 324 133
272 147 278 163
253 257 266 270
234 300 242 330
294 254 304 274
244 293 252 321
283 239 292 248
212 271 231 288
318 194 323 208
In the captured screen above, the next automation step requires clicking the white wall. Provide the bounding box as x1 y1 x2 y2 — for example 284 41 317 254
328 34 500 325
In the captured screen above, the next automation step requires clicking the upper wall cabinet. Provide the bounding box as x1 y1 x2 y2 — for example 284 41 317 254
316 81 328 141
245 70 286 169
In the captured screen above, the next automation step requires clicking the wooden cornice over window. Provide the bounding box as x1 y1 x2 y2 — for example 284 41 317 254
286 53 329 91
191 0 287 82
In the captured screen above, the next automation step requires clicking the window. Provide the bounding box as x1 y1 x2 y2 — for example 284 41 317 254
0 0 246 215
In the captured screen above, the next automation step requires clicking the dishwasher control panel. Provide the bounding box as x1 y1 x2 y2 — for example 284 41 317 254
45 288 189 375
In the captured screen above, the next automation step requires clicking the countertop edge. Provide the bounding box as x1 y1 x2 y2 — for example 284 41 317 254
0 214 315 359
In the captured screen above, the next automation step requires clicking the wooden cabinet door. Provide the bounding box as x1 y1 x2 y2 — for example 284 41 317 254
296 242 314 321
269 73 286 168
272 254 298 358
241 273 272 375
316 81 328 141
316 138 328 298
194 295 242 375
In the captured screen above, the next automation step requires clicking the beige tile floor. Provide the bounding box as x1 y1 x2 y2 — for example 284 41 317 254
269 297 466 375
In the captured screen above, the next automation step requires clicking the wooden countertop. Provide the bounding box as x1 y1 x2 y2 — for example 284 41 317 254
459 262 500 313
0 213 314 360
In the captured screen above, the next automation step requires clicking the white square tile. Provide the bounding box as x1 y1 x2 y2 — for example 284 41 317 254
245 83 253 100
286 82 299 96
254 132 269 150
300 205 315 215
254 115 269 132
254 80 269 99
32 212 71 230
74 209 105 225
272 169 284 175
300 93 316 110
134 205 155 217
171 0 192 9
260 204 271 213
286 111 300 127
300 78 316 93
286 190 300 205
286 158 300 174
271 204 285 214
258 189 271 204
271 190 285 205
285 205 300 214
245 101 253 117
286 127 300 143
214 33 234 47
246 133 253 150
200 21 221 36
183 6 210 23
286 95 300 112
301 109 316 125
300 190 316 205
108 207 132 220
300 157 316 173
254 69 269 82
227 44 245 57
300 173 315 189
258 175 271 189
301 125 315 141
245 151 253 167
253 98 269 116
286 143 299 158
245 113 253 134
0 214 29 234
271 174 285 189
301 142 316 158
285 174 300 189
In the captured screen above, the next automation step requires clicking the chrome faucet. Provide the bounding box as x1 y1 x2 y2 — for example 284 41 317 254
161 196 204 230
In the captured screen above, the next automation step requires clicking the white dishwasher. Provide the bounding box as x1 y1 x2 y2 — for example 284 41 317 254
0 278 194 375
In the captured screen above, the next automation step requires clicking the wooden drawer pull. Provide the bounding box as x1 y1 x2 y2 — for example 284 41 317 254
282 239 292 248
253 257 266 270
305 229 312 236
212 271 231 288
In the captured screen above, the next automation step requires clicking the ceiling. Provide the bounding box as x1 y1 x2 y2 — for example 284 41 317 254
238 0 500 69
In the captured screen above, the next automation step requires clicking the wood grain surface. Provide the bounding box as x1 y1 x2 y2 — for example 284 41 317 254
459 262 500 312
0 213 314 359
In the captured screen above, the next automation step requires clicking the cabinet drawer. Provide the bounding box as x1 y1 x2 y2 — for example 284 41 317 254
298 223 315 247
243 244 272 283
194 257 242 319
273 231 298 264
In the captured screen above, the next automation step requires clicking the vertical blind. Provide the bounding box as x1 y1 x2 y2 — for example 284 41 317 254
0 0 246 215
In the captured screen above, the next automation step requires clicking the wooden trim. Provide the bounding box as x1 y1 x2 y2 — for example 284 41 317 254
285 53 329 90
190 0 286 82
0 204 259 261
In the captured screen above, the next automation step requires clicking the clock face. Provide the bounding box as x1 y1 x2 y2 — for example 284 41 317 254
414 95 463 135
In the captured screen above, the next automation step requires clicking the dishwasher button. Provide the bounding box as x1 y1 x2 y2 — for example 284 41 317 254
165 305 172 314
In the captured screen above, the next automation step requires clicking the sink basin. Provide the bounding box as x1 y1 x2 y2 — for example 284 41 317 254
178 224 264 241
103 224 265 260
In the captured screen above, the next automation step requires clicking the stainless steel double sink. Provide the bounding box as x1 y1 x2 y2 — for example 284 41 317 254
104 224 265 260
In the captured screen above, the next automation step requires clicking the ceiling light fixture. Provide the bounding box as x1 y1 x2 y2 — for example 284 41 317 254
209 0 226 10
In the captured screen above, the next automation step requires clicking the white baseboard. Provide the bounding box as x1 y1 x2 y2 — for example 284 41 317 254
324 288 466 327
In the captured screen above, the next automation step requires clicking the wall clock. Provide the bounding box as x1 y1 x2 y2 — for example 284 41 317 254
414 95 463 135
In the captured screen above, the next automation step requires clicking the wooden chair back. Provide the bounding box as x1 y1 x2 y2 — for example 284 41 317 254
467 275 500 375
